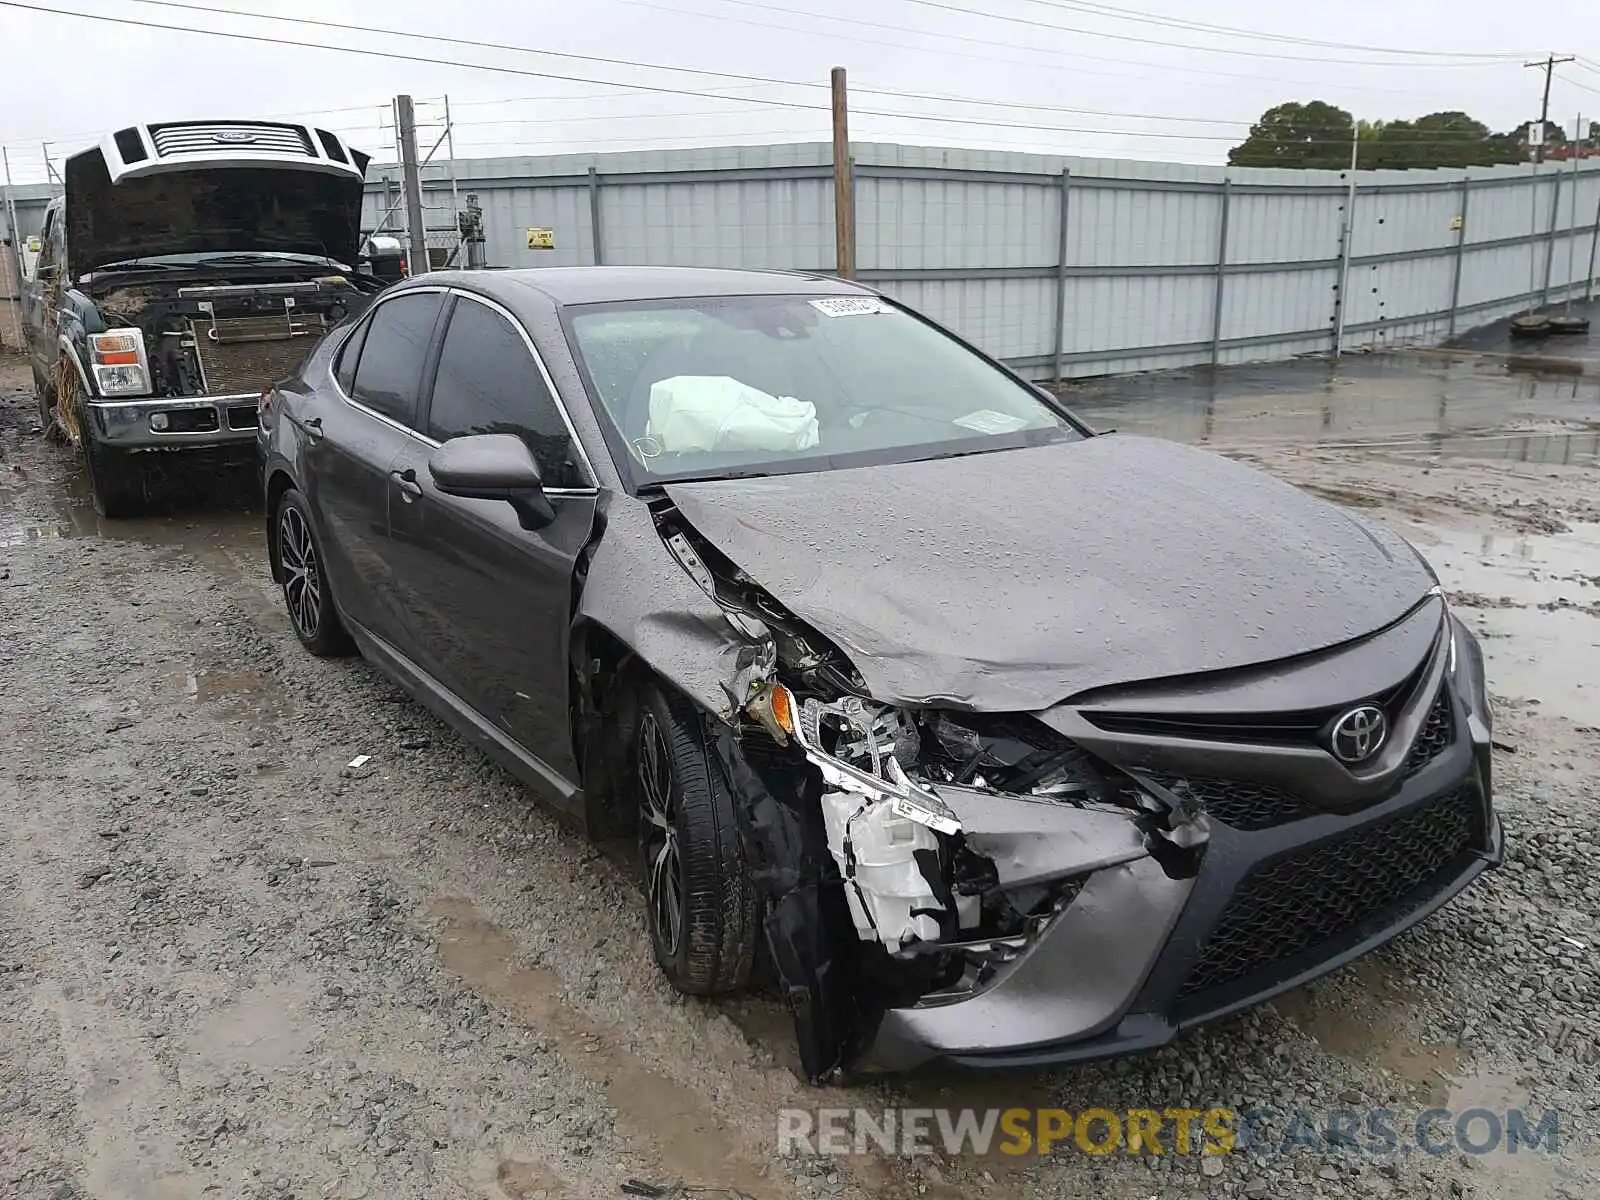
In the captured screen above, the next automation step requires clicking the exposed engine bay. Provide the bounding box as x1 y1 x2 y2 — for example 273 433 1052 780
90 271 382 401
652 502 1211 1079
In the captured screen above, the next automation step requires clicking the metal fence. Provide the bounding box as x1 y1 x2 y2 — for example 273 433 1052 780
7 141 1600 378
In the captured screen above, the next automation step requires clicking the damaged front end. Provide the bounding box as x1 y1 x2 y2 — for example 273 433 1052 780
656 509 1210 1082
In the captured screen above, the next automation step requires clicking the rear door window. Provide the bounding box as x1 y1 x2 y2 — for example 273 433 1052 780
349 291 445 429
333 319 368 394
425 296 584 488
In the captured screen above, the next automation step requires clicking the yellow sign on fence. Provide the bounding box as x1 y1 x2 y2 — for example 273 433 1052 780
526 228 555 250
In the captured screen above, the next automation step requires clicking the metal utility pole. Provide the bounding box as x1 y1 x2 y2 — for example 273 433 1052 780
443 94 462 264
2 146 25 351
395 94 430 276
830 67 855 279
1524 54 1575 164
1332 128 1360 357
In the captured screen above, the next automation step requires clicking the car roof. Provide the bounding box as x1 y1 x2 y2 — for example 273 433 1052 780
413 265 873 308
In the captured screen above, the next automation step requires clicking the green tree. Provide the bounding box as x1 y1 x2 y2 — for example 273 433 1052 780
1227 101 1356 169
1360 112 1522 169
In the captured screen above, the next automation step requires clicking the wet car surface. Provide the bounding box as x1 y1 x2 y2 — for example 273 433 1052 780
250 267 1507 1084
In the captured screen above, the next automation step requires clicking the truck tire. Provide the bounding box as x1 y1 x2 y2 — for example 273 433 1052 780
82 436 145 519
32 370 59 441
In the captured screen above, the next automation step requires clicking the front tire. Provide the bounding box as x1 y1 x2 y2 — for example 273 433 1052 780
274 488 354 657
32 370 60 441
82 437 145 519
634 684 760 996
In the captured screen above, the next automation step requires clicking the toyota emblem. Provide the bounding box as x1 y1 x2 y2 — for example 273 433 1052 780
1330 705 1388 764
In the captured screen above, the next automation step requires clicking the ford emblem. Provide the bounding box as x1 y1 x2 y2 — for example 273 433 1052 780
212 130 259 145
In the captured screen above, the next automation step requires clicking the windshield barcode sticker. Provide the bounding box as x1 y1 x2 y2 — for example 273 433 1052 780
809 297 894 317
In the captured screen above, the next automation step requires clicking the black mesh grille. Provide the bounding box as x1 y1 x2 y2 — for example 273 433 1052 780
1402 689 1454 778
1151 775 1309 831
1178 788 1476 998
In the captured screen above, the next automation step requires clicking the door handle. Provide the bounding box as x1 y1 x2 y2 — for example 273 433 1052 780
302 416 324 442
390 467 422 499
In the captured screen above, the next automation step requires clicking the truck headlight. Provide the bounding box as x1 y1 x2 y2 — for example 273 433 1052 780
88 330 151 397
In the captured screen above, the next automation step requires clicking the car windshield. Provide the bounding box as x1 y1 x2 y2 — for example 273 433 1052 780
565 294 1083 483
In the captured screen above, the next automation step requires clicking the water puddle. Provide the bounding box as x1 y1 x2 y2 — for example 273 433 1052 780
1275 959 1462 1106
1403 521 1600 727
1065 352 1600 457
174 663 288 740
429 896 781 1199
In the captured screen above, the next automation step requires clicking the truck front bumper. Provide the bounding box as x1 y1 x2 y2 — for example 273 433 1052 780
90 394 262 450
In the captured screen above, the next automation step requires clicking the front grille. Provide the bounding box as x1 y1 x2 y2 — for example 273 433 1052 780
1177 787 1477 998
1402 688 1454 777
148 122 313 158
1084 651 1436 749
1151 775 1308 831
191 327 318 396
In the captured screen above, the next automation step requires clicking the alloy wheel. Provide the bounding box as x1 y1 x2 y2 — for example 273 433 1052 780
278 505 322 640
638 709 684 958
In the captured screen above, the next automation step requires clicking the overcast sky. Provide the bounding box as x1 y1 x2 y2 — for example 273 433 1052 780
1 0 1596 184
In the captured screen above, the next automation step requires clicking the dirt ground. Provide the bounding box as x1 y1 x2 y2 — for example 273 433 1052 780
2 340 1598 1200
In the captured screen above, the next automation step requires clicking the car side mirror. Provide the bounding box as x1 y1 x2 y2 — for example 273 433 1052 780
428 433 555 530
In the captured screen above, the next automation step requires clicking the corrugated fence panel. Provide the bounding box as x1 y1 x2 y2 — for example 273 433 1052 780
1068 186 1221 267
878 277 1055 362
1062 274 1215 355
10 142 1600 384
599 178 833 269
1221 266 1331 344
1227 191 1342 267
858 177 1057 270
483 185 594 267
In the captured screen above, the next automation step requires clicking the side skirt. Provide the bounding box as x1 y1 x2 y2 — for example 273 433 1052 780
344 618 588 830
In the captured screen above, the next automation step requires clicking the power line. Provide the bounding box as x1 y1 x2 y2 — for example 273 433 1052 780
616 0 1508 97
91 0 1255 127
1017 0 1532 59
0 1 1545 157
889 0 1535 67
0 0 1263 144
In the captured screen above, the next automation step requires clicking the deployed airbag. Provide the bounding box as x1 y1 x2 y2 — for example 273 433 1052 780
648 375 819 454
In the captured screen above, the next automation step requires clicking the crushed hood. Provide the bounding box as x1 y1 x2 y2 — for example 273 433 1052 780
65 149 367 273
664 435 1436 711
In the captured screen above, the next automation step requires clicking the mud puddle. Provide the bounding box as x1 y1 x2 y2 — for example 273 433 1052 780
1274 958 1464 1107
430 895 784 1199
1403 520 1600 726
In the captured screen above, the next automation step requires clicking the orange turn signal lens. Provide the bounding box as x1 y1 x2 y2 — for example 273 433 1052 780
770 684 796 736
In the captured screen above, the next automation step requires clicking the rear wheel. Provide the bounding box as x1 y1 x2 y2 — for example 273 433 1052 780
635 683 760 996
274 488 354 657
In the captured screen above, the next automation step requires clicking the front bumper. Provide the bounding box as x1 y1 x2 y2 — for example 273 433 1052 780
861 696 1502 1073
90 394 262 451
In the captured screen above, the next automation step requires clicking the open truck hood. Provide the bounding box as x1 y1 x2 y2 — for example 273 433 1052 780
64 122 369 273
664 434 1437 711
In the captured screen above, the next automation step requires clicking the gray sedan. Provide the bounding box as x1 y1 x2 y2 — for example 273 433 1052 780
257 266 1502 1082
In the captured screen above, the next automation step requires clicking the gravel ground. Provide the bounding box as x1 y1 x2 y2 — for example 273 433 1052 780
2 350 1597 1200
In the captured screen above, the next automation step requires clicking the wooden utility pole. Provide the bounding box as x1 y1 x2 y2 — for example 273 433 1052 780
1525 54 1575 164
830 67 855 279
395 94 430 276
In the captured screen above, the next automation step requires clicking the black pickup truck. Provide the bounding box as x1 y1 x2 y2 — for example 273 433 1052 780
22 120 390 516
